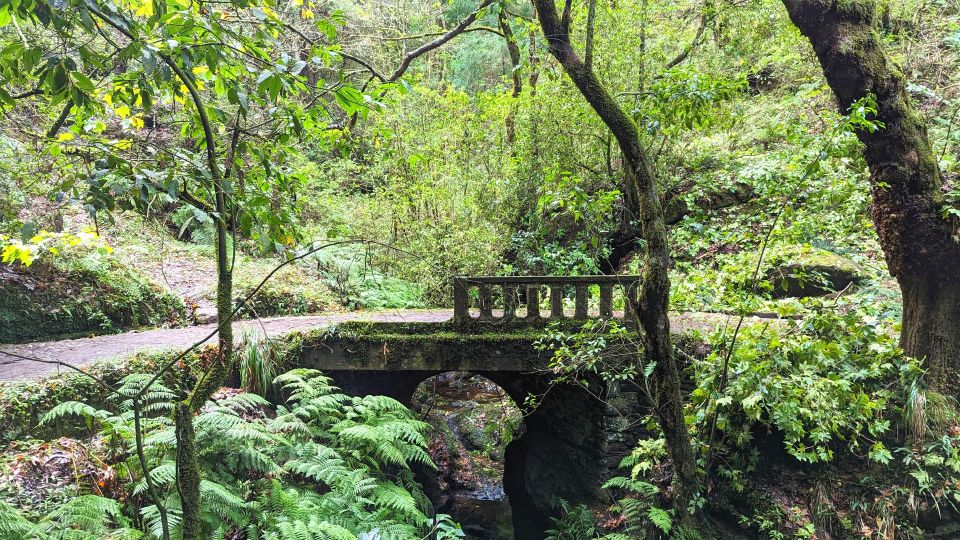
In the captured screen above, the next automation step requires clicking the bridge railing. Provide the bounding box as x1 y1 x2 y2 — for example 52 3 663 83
453 276 641 323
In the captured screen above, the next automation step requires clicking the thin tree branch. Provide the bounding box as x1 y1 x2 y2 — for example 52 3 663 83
0 350 113 390
585 0 598 71
663 8 709 70
380 25 503 42
386 0 496 83
132 398 170 540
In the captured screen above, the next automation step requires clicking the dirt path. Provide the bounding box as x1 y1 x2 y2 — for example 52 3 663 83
0 309 451 381
0 310 763 382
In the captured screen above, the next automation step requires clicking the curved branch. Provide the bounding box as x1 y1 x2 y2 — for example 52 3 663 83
386 0 496 83
663 8 709 70
380 25 503 42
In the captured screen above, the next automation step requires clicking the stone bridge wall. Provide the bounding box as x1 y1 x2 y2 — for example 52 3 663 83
292 321 647 538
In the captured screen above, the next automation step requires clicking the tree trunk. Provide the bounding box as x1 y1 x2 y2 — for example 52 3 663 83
498 8 522 144
901 275 960 392
600 182 754 273
168 62 236 540
781 0 960 395
532 0 701 527
174 402 202 540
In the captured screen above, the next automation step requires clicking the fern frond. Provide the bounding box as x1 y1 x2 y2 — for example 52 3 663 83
0 500 34 539
131 462 176 496
200 479 248 519
217 392 272 413
40 401 110 425
601 476 659 496
369 482 427 525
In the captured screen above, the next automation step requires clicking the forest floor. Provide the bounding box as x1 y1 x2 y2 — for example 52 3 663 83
0 310 769 381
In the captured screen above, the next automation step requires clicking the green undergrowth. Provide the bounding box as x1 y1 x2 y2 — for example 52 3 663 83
0 254 185 344
552 307 960 538
0 367 454 539
107 212 341 318
0 329 317 445
0 350 203 444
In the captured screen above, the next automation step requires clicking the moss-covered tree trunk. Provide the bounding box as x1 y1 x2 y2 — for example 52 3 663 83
782 0 960 394
171 66 236 540
174 402 202 539
532 0 700 528
498 7 521 145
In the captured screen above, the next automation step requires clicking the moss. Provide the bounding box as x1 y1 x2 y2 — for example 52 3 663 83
756 245 864 298
175 402 202 539
328 318 614 338
0 257 185 344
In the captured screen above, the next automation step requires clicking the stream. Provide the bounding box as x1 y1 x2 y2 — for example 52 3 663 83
412 372 522 539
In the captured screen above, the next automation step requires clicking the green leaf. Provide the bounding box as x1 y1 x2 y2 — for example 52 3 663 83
72 71 95 91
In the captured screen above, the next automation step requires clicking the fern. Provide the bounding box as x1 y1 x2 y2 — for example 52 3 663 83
368 482 428 525
23 367 439 539
601 476 660 496
130 462 177 496
33 495 143 539
40 401 109 425
0 500 34 540
647 507 672 535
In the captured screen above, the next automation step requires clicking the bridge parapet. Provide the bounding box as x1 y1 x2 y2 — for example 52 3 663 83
453 275 641 323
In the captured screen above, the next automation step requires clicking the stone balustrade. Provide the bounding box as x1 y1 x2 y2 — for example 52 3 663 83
452 276 641 322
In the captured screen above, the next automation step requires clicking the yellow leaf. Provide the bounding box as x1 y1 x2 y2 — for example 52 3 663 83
192 65 209 76
115 105 130 118
135 0 154 17
301 8 314 18
57 132 74 142
131 116 145 129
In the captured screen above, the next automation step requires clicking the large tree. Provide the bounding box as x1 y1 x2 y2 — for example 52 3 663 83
532 0 701 527
781 0 960 394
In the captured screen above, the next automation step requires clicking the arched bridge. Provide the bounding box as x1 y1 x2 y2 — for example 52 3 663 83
295 275 647 539
0 275 721 538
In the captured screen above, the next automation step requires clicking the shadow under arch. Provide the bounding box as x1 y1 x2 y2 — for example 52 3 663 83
324 368 610 539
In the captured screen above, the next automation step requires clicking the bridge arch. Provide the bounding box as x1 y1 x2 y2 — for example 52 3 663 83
295 276 648 539
322 367 612 539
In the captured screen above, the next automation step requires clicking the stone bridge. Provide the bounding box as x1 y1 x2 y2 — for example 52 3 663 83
293 276 647 538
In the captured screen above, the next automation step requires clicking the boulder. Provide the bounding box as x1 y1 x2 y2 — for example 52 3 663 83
764 249 864 298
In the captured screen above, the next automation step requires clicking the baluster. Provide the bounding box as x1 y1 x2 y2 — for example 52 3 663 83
479 284 493 320
503 284 517 320
526 285 541 319
574 284 588 319
453 278 470 321
550 284 564 318
599 284 613 318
